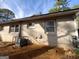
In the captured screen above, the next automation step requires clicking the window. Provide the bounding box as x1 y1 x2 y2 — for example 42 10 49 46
9 25 19 32
15 25 19 32
27 23 35 28
0 26 3 31
46 20 55 32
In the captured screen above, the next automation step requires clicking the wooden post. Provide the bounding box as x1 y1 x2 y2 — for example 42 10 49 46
18 24 22 38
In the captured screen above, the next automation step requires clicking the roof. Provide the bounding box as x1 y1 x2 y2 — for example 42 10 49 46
0 8 79 26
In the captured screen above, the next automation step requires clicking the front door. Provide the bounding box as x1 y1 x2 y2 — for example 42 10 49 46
45 20 57 46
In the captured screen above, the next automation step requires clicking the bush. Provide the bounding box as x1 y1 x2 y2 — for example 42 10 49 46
74 48 79 55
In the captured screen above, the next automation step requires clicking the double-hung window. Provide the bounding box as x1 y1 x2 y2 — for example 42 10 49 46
9 25 19 32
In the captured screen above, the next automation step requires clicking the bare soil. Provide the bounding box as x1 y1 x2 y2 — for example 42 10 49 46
0 44 78 59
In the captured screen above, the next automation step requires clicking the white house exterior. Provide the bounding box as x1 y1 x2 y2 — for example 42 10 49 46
0 8 79 50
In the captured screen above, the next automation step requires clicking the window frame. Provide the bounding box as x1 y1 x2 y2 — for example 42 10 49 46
15 25 19 32
9 25 19 33
0 26 3 31
27 23 35 29
45 20 56 33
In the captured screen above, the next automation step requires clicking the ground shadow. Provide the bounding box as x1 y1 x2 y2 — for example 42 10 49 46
9 46 52 59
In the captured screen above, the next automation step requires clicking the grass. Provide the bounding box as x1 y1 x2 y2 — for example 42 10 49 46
74 48 79 55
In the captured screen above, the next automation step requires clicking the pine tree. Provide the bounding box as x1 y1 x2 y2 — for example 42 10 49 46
49 0 70 13
56 0 70 11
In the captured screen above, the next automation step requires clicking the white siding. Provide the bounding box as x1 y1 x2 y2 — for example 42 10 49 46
0 26 19 42
57 18 77 50
0 17 77 50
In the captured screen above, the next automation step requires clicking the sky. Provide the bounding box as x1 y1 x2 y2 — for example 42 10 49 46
0 0 79 19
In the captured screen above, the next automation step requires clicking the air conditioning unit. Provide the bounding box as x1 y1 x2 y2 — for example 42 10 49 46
15 37 29 47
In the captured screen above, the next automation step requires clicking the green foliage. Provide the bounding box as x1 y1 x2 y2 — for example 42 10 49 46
72 4 79 9
49 0 70 13
62 7 70 10
49 7 70 13
0 9 15 16
0 9 15 21
56 0 68 5
0 9 6 13
74 48 79 56
49 7 61 13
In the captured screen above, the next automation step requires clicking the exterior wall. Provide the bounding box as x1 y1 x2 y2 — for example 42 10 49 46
0 16 77 50
0 26 19 42
57 17 77 50
22 21 57 46
22 23 48 45
76 12 79 37
0 21 57 47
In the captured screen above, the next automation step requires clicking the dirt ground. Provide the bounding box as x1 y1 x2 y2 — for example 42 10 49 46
0 44 79 59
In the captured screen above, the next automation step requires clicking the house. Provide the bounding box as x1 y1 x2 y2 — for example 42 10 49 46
0 8 79 50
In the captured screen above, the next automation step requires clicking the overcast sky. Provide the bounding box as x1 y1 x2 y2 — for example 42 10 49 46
0 0 79 19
